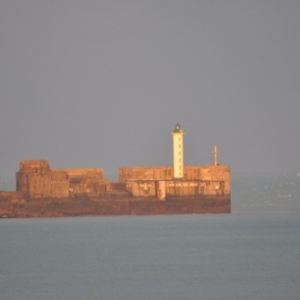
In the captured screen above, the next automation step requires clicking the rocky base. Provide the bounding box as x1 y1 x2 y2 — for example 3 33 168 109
0 196 230 218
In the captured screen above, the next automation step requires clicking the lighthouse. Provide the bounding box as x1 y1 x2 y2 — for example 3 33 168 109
172 123 184 178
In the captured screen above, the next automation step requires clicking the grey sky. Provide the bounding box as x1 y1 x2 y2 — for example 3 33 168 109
1 1 299 179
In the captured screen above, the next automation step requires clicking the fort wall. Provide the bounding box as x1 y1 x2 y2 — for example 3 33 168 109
56 168 104 179
119 165 230 181
16 161 107 199
119 165 230 199
15 161 230 200
119 166 173 183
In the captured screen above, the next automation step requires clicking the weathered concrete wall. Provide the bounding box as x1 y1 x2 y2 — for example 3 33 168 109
120 165 229 182
119 166 173 183
126 178 230 198
15 161 230 201
56 168 106 197
28 173 52 198
119 165 230 198
70 180 108 197
165 179 228 197
198 166 231 195
58 168 104 180
19 160 51 173
50 171 69 198
16 161 106 199
16 160 52 198
126 181 157 197
16 172 52 198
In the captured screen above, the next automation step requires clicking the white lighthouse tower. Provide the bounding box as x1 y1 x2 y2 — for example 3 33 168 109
172 123 184 179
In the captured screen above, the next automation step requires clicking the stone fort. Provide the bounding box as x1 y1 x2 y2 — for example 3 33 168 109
15 124 230 201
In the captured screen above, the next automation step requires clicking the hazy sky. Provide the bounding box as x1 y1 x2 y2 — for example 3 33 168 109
1 1 299 179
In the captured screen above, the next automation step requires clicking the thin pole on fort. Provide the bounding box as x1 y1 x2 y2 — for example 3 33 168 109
213 146 219 166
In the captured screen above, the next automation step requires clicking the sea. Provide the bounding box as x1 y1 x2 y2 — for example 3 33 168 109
1 172 300 300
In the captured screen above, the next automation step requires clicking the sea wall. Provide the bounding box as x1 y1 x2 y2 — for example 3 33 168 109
0 195 230 218
120 165 231 198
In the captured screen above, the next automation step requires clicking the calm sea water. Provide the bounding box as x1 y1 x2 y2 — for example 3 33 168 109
1 173 300 300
